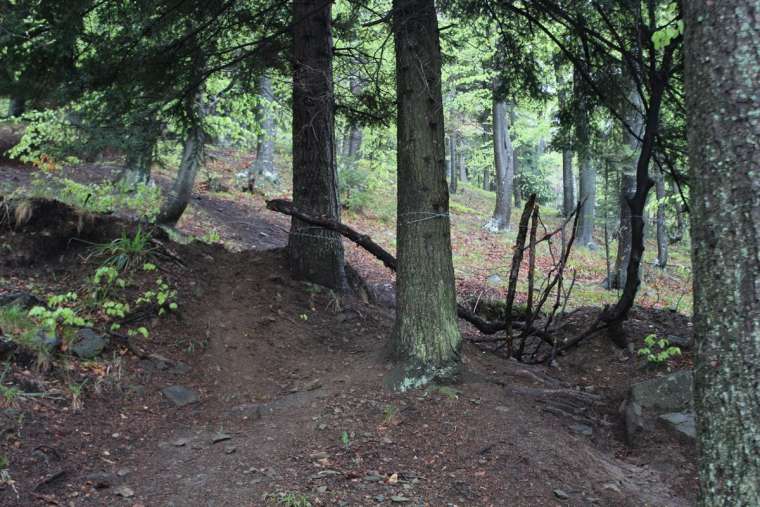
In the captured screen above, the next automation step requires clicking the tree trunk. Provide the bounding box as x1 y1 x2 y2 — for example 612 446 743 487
119 139 155 187
555 55 575 216
448 133 458 194
157 98 205 225
654 171 667 268
390 0 461 386
289 0 347 292
346 77 363 165
574 65 595 248
7 97 25 118
685 3 760 505
248 74 277 190
483 167 489 191
485 96 513 232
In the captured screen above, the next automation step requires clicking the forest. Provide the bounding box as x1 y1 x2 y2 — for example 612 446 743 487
0 0 757 505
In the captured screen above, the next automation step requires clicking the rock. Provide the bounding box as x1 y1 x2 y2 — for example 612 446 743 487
553 489 570 500
173 437 190 447
624 369 693 442
161 385 199 407
170 362 191 375
85 472 115 489
0 292 44 310
71 328 108 359
211 432 232 444
390 495 410 503
666 335 692 349
495 406 509 413
113 485 135 498
659 412 696 440
569 424 593 437
33 329 61 351
224 446 237 454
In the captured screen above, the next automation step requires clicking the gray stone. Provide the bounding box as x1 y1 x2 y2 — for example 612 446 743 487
569 424 593 437
85 472 115 489
629 370 693 412
113 485 134 498
34 329 61 351
71 328 108 359
659 412 696 440
0 292 44 310
161 385 199 407
553 489 570 500
624 370 693 443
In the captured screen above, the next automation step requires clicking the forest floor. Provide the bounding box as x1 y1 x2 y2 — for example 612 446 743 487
0 142 696 506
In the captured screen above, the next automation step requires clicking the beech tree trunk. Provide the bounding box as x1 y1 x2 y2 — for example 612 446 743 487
289 0 347 292
390 0 461 385
655 171 667 268
248 74 277 189
685 3 760 505
485 96 514 232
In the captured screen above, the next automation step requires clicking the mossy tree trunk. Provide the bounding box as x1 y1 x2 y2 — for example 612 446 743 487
289 0 348 292
685 2 760 504
390 0 461 387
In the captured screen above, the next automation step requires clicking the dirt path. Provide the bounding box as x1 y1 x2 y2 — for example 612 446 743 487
44 248 688 507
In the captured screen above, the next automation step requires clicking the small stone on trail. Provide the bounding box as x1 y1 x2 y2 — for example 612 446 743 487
212 432 232 444
569 424 593 437
173 437 190 447
225 446 237 454
309 451 329 460
114 485 135 498
554 489 570 500
390 495 410 503
495 406 509 413
316 485 328 493
161 385 199 407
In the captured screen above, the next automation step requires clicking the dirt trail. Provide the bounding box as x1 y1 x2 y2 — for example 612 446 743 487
65 248 690 507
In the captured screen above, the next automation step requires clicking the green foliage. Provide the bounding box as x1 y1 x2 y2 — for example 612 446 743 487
274 492 312 507
8 109 79 169
28 293 91 331
638 334 682 364
91 227 155 272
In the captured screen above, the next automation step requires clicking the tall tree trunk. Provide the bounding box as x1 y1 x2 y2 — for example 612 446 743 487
555 53 575 216
513 149 521 207
390 0 461 386
157 94 205 225
654 171 668 268
574 65 595 248
612 85 644 288
482 167 489 191
685 3 760 505
119 138 156 187
7 97 25 118
345 77 363 166
289 0 347 292
485 95 513 232
247 74 277 190
448 132 458 194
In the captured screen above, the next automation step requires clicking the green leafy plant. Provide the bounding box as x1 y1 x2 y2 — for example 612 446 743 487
91 226 155 272
638 334 682 364
272 492 312 507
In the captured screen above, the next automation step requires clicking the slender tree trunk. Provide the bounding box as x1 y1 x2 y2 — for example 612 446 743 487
346 77 363 166
119 139 156 187
289 0 347 292
7 97 25 118
483 167 489 191
157 94 205 225
555 53 575 216
448 132 458 194
685 3 760 505
485 95 513 232
248 74 277 190
390 0 461 386
574 65 595 248
655 171 668 268
562 149 574 215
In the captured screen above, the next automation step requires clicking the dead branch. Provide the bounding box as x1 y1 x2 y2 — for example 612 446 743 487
504 195 537 356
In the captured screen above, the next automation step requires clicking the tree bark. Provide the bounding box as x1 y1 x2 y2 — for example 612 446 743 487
248 74 277 190
390 0 461 384
7 97 25 118
513 149 521 207
289 0 348 292
685 3 760 505
157 94 205 226
654 171 667 268
485 95 514 232
555 54 575 217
